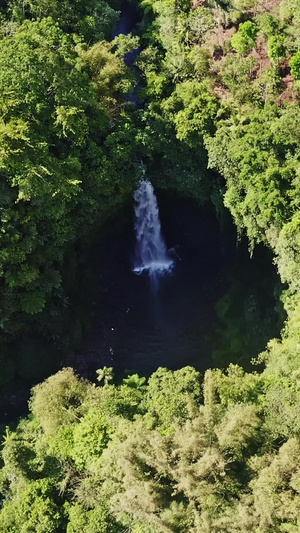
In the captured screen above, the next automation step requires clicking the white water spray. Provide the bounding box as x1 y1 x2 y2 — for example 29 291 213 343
133 180 173 275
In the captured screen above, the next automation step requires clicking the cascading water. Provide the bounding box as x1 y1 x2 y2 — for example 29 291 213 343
133 180 173 276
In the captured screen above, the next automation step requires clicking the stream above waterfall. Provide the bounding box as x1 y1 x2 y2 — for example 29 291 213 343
77 190 284 378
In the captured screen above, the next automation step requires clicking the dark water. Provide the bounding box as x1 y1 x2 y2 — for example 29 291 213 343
79 193 284 378
112 1 140 39
0 193 283 424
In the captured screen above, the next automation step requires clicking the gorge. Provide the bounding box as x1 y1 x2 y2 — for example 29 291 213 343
1 0 300 529
76 184 284 380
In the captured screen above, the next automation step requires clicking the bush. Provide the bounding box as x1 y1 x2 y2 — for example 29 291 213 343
290 51 300 80
231 20 258 55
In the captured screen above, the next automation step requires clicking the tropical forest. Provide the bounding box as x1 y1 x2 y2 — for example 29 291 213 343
1 0 300 530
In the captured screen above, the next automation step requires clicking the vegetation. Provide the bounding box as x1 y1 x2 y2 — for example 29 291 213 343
1 0 300 529
0 1 139 386
1 365 300 532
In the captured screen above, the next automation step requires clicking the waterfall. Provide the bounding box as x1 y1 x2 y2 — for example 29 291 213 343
133 180 173 275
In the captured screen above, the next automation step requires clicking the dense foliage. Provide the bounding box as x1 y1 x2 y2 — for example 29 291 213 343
1 365 300 532
2 0 300 530
0 0 140 386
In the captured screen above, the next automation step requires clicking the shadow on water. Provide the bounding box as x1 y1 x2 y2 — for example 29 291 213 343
0 191 284 424
78 190 285 378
